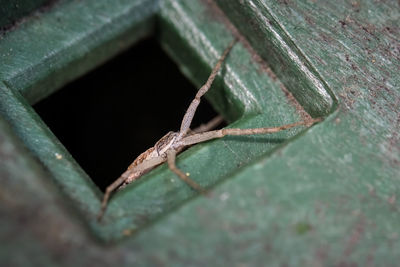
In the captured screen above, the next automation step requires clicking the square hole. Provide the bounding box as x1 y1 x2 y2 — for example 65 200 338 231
33 38 222 191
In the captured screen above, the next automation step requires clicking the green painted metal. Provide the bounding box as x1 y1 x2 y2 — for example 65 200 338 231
0 0 399 266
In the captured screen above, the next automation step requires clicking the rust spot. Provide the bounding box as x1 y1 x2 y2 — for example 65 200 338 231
305 16 314 25
319 32 335 43
277 0 291 5
385 26 394 34
338 86 360 110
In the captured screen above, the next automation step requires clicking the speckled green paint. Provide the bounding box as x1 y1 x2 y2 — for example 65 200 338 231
0 0 399 266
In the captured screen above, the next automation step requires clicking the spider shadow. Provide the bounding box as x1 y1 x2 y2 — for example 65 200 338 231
222 135 287 145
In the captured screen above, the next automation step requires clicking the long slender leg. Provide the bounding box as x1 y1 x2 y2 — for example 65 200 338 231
178 39 237 139
166 150 206 193
180 118 321 147
98 175 130 221
97 37 235 220
97 155 166 221
191 115 224 134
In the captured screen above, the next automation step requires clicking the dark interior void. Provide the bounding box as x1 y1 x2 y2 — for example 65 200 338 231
34 38 221 191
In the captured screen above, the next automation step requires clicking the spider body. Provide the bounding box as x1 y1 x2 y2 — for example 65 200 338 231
121 131 180 187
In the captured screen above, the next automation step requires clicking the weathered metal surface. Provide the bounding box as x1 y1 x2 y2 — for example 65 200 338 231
0 0 399 266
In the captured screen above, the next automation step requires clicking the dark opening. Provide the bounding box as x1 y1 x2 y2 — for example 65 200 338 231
34 38 221 191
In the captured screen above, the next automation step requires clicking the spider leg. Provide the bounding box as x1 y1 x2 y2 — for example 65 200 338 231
180 118 321 147
190 115 224 134
98 155 166 221
98 175 130 221
178 39 237 139
166 150 206 193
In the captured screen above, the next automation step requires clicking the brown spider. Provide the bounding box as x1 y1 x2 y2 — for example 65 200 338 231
98 39 320 221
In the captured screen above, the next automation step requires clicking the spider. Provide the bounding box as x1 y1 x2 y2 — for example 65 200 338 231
98 39 320 221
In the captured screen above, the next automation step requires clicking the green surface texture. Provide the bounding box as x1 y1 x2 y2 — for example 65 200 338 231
0 0 51 29
0 0 399 266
